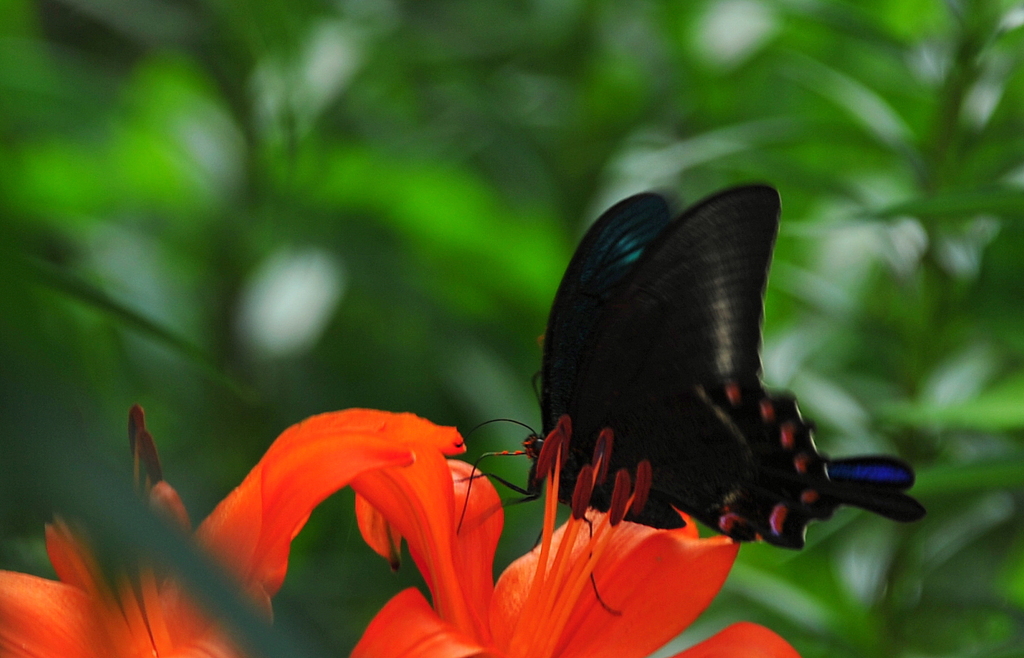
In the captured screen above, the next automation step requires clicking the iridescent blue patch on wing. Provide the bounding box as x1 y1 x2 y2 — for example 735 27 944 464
827 459 914 487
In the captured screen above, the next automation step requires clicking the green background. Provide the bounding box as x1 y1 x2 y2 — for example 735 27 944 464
3 0 1024 656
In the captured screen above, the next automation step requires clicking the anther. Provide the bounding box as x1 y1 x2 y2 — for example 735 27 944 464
725 382 742 406
631 460 652 516
593 428 614 485
128 404 144 453
534 438 556 480
128 404 163 486
532 417 573 478
759 399 775 422
571 464 595 519
556 414 572 441
556 415 572 467
608 469 632 525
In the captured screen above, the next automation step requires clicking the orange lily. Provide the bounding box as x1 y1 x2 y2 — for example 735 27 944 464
0 407 464 658
352 420 802 658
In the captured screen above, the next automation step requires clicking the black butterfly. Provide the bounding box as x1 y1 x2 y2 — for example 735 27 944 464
526 185 925 549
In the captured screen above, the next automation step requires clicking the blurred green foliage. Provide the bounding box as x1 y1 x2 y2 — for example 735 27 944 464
3 0 1024 656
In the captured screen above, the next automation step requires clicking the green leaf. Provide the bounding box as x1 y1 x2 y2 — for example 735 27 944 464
288 146 566 312
27 258 253 401
913 456 1024 497
874 189 1024 218
882 371 1024 431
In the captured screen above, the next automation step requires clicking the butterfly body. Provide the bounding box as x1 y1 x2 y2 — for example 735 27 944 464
529 185 925 549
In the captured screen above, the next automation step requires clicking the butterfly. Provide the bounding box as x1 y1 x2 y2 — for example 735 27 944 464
526 185 925 549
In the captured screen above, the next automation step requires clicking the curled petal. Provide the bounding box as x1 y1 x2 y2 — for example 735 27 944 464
356 493 403 570
347 409 466 456
353 450 482 638
671 621 801 658
196 410 417 598
351 588 486 658
449 460 503 622
0 571 101 658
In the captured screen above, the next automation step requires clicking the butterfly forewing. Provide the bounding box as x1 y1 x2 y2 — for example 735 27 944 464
541 193 671 433
572 185 780 423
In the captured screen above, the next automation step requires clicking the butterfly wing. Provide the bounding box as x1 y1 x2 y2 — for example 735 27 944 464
541 193 672 433
657 383 925 548
553 185 781 528
573 185 780 412
539 185 923 548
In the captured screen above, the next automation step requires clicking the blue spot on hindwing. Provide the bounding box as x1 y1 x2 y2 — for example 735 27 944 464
827 459 914 487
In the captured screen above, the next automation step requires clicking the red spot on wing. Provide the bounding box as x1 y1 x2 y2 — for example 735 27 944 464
718 512 744 533
800 489 820 504
725 382 742 405
780 422 796 450
769 504 789 535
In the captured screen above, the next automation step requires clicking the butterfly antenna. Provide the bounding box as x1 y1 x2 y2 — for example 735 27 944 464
456 448 538 534
465 417 538 438
457 418 544 534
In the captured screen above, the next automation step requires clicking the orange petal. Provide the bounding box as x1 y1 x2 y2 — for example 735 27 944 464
491 519 738 658
351 588 488 658
356 493 403 570
674 511 699 540
352 445 478 635
558 527 738 658
196 410 417 598
448 460 503 621
45 520 100 595
670 622 802 658
157 578 249 652
0 571 99 658
371 410 467 457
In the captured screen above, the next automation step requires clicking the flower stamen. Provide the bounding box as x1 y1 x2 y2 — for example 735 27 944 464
129 404 163 492
534 415 572 481
608 469 632 526
631 459 652 516
139 566 173 654
509 428 667 658
592 428 613 485
571 464 595 519
509 424 567 655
